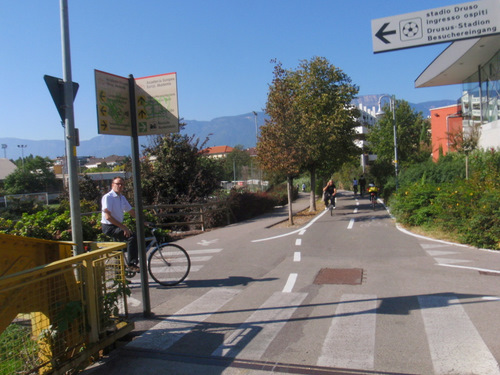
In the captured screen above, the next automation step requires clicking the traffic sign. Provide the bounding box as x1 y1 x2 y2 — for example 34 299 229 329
372 0 500 53
135 73 179 135
44 75 79 122
95 70 132 136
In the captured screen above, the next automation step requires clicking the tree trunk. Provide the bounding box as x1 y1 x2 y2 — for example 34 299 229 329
287 176 294 225
308 166 317 212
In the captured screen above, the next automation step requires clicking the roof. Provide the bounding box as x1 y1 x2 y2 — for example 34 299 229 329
0 158 17 180
204 146 234 155
415 34 500 88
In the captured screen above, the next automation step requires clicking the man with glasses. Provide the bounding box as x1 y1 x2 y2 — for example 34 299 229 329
101 177 139 272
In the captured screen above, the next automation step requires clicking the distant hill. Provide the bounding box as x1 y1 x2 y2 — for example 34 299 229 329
1 96 456 159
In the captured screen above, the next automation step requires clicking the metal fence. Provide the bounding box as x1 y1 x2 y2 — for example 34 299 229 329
0 236 133 374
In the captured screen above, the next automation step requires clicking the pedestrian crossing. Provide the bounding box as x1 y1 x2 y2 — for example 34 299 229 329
125 287 500 374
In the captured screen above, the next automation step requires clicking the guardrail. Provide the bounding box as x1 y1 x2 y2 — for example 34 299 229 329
0 238 133 374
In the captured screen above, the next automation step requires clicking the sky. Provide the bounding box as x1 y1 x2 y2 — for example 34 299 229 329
1 0 466 146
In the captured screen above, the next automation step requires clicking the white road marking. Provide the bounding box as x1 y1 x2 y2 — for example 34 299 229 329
295 238 302 246
213 292 307 359
434 257 471 265
299 230 306 235
283 273 298 293
294 252 301 262
438 263 500 274
347 219 355 229
197 239 219 246
318 294 377 370
188 248 223 254
419 295 500 375
426 250 458 256
353 208 358 213
252 210 329 242
126 288 240 351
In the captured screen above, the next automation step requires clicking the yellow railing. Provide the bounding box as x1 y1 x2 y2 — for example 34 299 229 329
0 235 134 374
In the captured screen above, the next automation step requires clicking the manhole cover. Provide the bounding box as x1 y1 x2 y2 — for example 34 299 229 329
314 268 363 285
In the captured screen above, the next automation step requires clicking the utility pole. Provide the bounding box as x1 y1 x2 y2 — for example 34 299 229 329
60 0 84 254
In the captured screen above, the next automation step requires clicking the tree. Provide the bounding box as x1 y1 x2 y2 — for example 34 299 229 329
140 132 223 206
368 99 430 190
257 61 305 224
4 155 59 194
223 145 252 181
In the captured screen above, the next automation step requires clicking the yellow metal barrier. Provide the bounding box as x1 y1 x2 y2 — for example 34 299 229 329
0 234 134 374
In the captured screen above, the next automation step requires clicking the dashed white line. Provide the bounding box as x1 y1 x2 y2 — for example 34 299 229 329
283 273 298 293
295 238 302 246
294 252 301 262
347 219 355 229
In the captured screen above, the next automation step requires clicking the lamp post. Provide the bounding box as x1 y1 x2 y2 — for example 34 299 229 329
1 144 6 159
376 95 398 190
17 144 27 168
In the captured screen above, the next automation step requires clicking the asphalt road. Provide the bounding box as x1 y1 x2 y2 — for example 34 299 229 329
83 191 500 375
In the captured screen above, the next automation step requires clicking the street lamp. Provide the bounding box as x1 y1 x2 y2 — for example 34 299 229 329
376 95 398 190
17 144 27 168
1 144 6 159
252 111 259 145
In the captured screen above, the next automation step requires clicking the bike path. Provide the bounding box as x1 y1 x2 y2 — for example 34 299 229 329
81 193 314 375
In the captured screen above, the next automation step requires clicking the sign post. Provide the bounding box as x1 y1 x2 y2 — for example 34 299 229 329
372 0 500 53
94 69 179 317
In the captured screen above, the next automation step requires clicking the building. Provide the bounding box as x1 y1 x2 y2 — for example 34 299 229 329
429 104 462 161
416 34 500 156
202 146 234 159
0 158 17 182
354 103 378 171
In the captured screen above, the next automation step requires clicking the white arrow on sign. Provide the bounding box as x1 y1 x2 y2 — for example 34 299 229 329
372 0 500 53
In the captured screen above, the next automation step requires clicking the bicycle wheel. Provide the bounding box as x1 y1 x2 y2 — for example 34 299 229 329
148 243 191 286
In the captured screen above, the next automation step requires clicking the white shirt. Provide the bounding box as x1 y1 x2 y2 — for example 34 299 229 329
101 190 132 225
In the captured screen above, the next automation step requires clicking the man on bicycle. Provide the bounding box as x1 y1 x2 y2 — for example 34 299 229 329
101 177 139 272
323 180 337 210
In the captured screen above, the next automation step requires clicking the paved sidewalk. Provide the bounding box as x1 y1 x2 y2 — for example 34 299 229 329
81 193 313 375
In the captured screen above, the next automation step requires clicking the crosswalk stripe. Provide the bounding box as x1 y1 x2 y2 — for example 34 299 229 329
188 248 223 254
434 257 471 264
317 294 377 370
419 295 500 375
212 291 307 359
126 288 240 351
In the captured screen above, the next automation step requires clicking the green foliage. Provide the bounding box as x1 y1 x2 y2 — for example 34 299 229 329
390 149 500 249
0 323 38 375
141 133 222 205
226 189 278 222
4 155 59 194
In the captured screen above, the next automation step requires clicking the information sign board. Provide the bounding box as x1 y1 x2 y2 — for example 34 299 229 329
135 73 179 135
372 0 500 53
95 70 131 136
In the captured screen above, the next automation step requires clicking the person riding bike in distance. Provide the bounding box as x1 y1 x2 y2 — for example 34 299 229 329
323 179 337 210
368 182 379 203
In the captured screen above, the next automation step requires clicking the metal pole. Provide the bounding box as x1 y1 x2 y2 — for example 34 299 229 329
60 0 83 254
391 95 398 190
128 75 151 317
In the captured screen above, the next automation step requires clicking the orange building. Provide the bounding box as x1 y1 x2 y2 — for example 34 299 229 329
430 104 462 162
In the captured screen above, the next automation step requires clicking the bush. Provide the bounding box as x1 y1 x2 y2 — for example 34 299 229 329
390 149 500 250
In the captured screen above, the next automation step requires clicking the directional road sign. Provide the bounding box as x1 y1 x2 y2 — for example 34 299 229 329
95 70 179 136
95 70 131 136
135 73 179 135
372 0 500 53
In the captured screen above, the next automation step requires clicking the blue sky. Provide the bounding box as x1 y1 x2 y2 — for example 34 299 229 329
1 0 465 144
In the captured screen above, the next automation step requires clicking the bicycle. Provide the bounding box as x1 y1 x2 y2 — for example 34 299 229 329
370 192 377 210
125 225 191 286
326 195 336 216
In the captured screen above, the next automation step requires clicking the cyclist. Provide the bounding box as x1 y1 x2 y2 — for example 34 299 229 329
368 182 379 204
101 177 139 272
323 179 337 210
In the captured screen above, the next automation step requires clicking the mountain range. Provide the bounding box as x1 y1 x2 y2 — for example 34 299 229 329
1 95 456 160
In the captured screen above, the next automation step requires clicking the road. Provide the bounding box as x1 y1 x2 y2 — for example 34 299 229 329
83 192 500 375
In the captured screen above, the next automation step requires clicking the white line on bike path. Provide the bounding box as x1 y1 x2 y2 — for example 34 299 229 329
419 294 500 375
212 291 307 359
294 252 301 262
283 273 298 293
317 293 377 370
126 288 241 351
252 210 329 243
